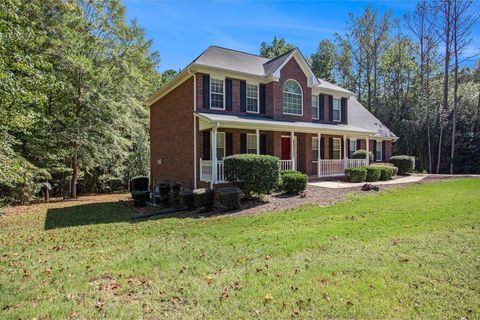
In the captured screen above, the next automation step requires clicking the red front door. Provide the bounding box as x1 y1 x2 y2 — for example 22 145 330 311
281 137 291 160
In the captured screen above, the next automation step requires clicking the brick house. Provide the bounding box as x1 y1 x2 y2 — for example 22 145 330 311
147 46 397 188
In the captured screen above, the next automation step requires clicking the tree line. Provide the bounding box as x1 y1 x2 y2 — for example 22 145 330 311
261 0 479 175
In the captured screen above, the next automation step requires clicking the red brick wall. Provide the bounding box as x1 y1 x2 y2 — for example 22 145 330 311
150 77 195 188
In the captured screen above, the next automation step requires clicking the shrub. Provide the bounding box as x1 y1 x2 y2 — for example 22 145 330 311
170 182 182 207
130 176 149 191
280 170 307 194
217 187 241 211
158 181 170 197
352 149 374 162
390 156 415 174
374 165 398 181
131 190 149 207
179 189 194 208
224 154 279 199
193 188 215 211
344 167 367 183
365 166 381 182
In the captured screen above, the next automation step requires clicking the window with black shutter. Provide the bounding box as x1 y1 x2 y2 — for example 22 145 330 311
202 75 210 108
202 131 210 160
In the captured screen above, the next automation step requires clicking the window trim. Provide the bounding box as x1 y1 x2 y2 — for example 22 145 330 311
376 140 382 162
246 133 257 154
332 98 341 122
349 139 357 158
332 137 341 160
210 77 225 110
246 83 259 114
312 137 319 162
216 132 225 160
282 79 304 116
312 95 319 120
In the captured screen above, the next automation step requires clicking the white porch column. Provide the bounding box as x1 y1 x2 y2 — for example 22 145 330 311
343 135 347 169
211 128 217 186
256 129 260 155
317 133 321 177
365 136 369 164
290 131 295 170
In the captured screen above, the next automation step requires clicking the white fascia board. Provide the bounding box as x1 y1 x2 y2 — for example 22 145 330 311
311 86 355 98
271 50 320 87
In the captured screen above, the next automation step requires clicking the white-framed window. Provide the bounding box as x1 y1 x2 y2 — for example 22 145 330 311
332 138 341 159
283 79 303 115
246 83 259 113
216 132 225 160
247 134 257 154
376 141 382 161
312 95 319 119
312 137 319 161
210 78 224 109
332 98 341 122
349 139 357 158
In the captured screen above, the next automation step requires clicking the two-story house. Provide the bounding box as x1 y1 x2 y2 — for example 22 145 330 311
147 46 397 189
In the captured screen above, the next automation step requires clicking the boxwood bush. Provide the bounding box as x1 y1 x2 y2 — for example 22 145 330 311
179 189 194 208
224 154 279 199
365 166 382 182
130 176 149 206
352 149 374 162
372 165 398 181
280 170 307 194
390 156 415 174
344 167 367 183
193 188 214 211
217 187 241 211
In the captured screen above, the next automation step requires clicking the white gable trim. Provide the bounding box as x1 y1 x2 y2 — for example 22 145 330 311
271 49 320 87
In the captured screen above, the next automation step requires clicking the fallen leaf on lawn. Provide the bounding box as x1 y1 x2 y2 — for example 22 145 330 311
323 293 331 301
86 266 93 272
399 257 410 263
220 287 229 300
256 268 263 273
205 276 214 285
263 294 273 303
346 301 353 307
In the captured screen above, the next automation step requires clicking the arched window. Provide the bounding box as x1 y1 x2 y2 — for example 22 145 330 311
283 80 303 115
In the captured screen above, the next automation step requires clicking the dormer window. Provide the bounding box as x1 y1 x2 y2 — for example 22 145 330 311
332 98 341 122
246 83 259 113
210 78 224 109
283 79 303 115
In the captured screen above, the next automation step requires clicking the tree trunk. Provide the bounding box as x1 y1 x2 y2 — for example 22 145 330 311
450 1 459 174
70 141 78 198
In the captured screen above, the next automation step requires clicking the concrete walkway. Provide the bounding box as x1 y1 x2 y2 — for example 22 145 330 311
308 174 427 189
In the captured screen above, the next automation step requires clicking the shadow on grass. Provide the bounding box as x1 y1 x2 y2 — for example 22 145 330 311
44 201 136 230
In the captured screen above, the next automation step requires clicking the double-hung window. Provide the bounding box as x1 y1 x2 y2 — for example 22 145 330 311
216 132 225 160
332 138 341 159
312 137 319 161
246 83 259 113
312 95 319 119
349 139 357 158
247 134 257 154
210 78 224 109
376 141 382 161
332 98 341 122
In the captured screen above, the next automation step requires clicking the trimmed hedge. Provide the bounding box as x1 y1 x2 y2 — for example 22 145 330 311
193 188 214 211
179 190 194 208
344 167 367 183
130 176 149 191
390 156 415 174
365 166 382 182
280 170 307 194
131 190 149 207
373 165 398 181
217 187 241 211
352 149 374 162
224 154 279 199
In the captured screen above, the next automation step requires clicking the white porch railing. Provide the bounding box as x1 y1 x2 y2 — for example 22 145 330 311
318 159 369 177
279 160 294 171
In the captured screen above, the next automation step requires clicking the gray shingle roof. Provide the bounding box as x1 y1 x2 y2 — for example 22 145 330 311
348 98 397 139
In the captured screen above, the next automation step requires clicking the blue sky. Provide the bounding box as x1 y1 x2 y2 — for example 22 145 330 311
123 0 479 72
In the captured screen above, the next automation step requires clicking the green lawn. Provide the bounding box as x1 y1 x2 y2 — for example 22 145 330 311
1 179 479 319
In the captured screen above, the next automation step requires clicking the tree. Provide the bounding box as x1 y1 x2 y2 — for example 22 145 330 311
259 36 295 58
161 69 178 85
310 40 337 82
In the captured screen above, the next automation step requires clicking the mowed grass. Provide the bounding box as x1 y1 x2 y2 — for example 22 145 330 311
1 179 479 319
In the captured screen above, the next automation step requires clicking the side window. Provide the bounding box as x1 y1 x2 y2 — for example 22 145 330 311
312 137 319 161
332 138 341 159
247 134 257 154
312 95 319 119
216 132 225 159
349 139 356 158
332 98 341 122
210 78 224 109
246 83 259 113
376 141 382 161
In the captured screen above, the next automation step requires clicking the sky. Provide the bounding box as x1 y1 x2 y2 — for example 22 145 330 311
123 0 480 73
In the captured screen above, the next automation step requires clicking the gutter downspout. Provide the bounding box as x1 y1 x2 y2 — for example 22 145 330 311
189 69 197 189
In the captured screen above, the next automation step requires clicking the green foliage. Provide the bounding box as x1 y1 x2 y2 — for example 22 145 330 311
259 36 295 58
365 166 382 182
130 176 149 191
310 40 337 82
344 167 367 183
193 188 214 211
224 154 280 199
352 149 374 162
280 170 307 194
390 156 415 174
130 190 149 207
217 187 241 211
372 165 398 181
179 190 194 209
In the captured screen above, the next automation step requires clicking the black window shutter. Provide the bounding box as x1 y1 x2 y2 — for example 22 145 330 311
259 84 266 114
319 94 325 120
382 141 386 161
328 95 333 122
320 137 325 159
260 134 267 155
357 140 361 150
329 137 334 159
341 139 344 159
341 98 347 124
202 75 210 108
373 140 377 161
226 132 233 156
346 138 350 157
240 81 246 112
225 79 232 111
240 133 247 153
203 131 210 160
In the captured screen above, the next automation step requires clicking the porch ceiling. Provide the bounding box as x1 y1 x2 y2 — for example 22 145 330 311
195 111 376 137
